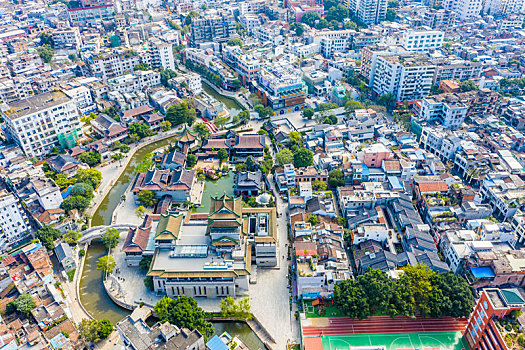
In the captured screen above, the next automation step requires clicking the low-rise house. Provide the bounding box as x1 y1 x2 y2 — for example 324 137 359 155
234 171 264 197
54 243 76 272
91 113 128 143
131 168 196 202
160 151 186 171
47 154 82 178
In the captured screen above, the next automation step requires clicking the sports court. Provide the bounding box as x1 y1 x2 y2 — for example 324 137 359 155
321 331 468 350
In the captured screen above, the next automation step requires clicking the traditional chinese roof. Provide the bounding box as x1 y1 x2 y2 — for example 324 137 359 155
208 194 242 220
154 213 183 241
174 125 198 143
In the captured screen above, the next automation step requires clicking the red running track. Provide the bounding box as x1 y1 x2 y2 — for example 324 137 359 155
302 316 468 337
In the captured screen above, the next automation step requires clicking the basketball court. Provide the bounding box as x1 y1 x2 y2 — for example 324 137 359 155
321 331 468 350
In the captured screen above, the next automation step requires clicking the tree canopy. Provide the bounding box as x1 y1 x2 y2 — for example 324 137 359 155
334 265 474 319
96 255 115 274
37 44 54 63
293 148 313 168
7 293 36 316
154 296 214 340
79 318 114 343
328 169 345 188
35 225 61 249
137 190 158 207
166 101 196 126
101 228 119 250
275 149 294 167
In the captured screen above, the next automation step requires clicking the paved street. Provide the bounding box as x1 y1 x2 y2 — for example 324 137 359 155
248 175 300 349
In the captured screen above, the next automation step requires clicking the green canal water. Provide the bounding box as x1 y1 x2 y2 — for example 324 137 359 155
202 82 245 117
91 136 174 227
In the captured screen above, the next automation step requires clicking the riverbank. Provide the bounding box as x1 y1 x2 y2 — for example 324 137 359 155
201 80 249 111
90 128 179 226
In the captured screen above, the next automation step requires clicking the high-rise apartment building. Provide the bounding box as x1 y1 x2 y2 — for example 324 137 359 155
483 0 525 15
372 54 436 101
0 187 30 253
189 10 236 46
2 91 82 157
402 29 444 52
348 0 388 25
445 0 483 20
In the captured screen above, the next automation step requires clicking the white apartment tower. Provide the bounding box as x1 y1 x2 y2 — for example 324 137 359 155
372 54 436 101
402 29 444 52
483 0 525 15
0 189 30 252
2 91 82 157
348 0 388 25
445 0 483 20
149 39 176 71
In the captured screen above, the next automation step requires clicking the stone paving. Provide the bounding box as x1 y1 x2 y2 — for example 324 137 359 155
109 232 160 308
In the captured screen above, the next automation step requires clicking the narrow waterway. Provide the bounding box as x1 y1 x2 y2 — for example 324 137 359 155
202 82 246 117
79 240 130 324
213 321 267 350
91 137 174 226
195 175 235 213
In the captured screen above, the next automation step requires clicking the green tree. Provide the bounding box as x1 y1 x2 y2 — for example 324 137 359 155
460 80 478 92
220 297 251 318
288 132 303 147
61 195 91 213
435 271 474 318
302 107 315 119
293 148 313 168
160 69 177 88
214 116 229 129
184 11 199 25
101 228 119 250
128 122 153 139
39 32 54 47
76 168 102 188
308 215 318 225
11 293 36 316
377 93 397 111
193 123 210 140
186 154 197 168
79 151 101 167
136 205 145 218
37 44 54 63
35 225 61 249
328 169 345 188
334 279 370 319
54 173 71 189
301 12 321 27
217 148 228 162
386 8 397 21
133 63 151 71
227 38 243 47
312 179 327 191
96 255 116 274
97 319 113 339
325 4 349 22
254 104 270 119
63 230 82 245
139 255 153 271
290 22 304 36
137 190 158 207
397 265 439 317
344 100 364 115
160 120 171 132
71 182 95 200
112 152 124 162
144 276 154 290
357 269 394 315
166 101 196 126
154 296 214 340
275 149 294 166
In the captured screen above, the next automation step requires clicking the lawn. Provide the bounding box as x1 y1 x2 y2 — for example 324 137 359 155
304 300 345 318
66 268 76 282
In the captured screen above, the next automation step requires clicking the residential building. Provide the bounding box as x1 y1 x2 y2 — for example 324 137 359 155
148 39 176 71
419 94 468 130
422 8 457 30
253 65 307 115
2 91 82 157
348 0 388 25
55 243 76 272
52 27 82 50
0 187 30 253
67 0 114 25
372 53 436 101
402 29 444 53
483 0 525 15
189 10 236 46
